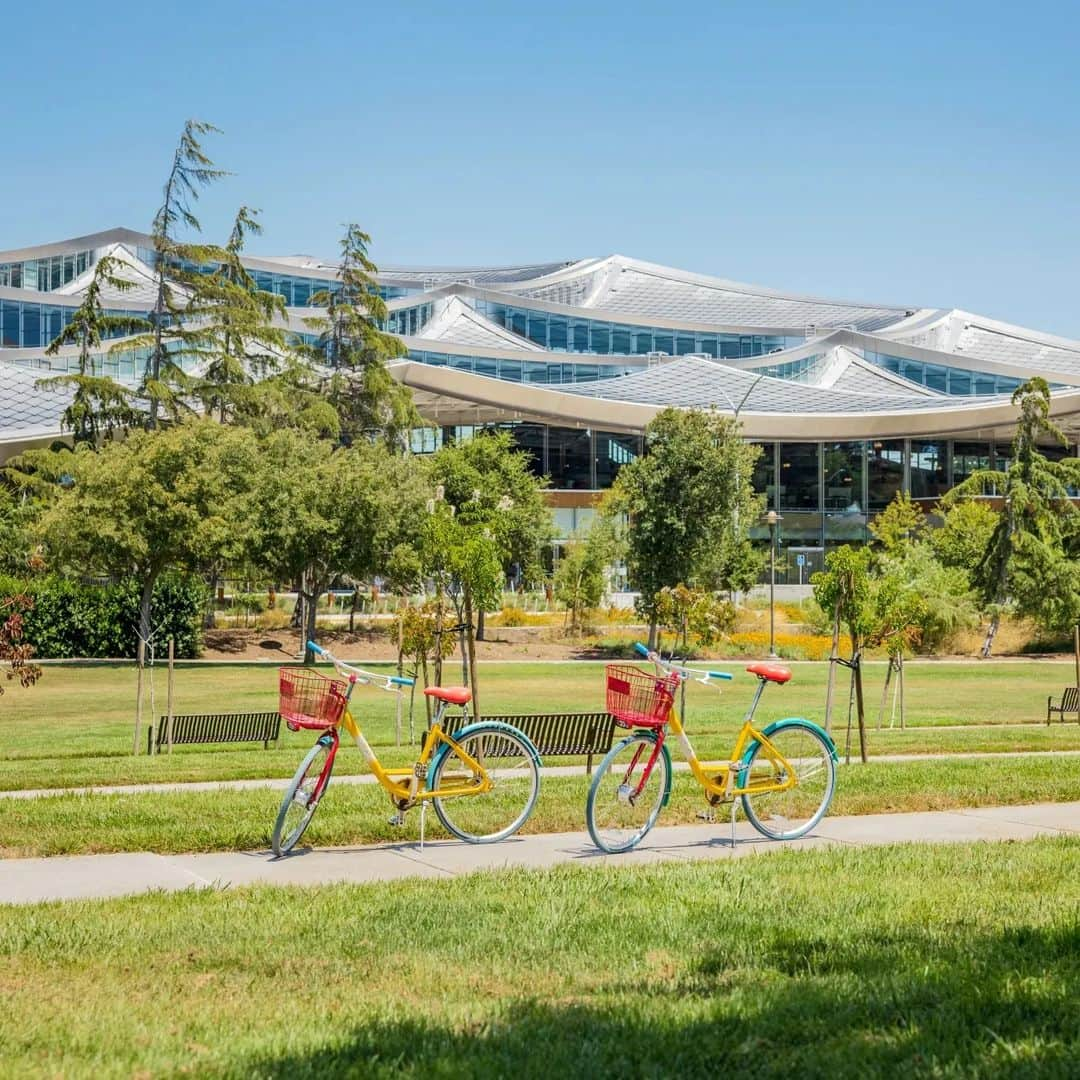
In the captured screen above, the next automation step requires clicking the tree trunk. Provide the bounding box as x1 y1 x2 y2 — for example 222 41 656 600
138 570 159 658
823 599 841 733
433 587 445 690
980 613 1000 658
397 610 405 677
464 591 480 719
349 588 359 632
877 656 894 730
648 619 658 651
898 654 906 730
853 650 868 764
476 608 485 642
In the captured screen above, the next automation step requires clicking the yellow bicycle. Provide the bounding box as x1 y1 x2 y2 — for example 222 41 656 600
586 643 837 853
271 641 540 855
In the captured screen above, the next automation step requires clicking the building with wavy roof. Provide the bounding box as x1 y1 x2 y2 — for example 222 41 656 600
3 228 1078 574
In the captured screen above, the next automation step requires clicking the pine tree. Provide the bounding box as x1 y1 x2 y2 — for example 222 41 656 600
38 255 150 444
304 224 419 447
190 206 289 422
134 120 229 427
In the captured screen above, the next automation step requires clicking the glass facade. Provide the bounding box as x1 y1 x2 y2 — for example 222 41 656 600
0 249 93 291
863 349 1026 396
0 297 145 349
406 349 637 384
867 440 906 510
472 299 801 358
778 443 820 511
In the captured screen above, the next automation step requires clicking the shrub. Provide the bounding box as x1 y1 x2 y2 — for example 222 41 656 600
0 574 206 659
497 605 528 627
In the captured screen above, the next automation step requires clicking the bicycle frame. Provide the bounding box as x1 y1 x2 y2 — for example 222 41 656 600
635 655 798 804
306 643 492 808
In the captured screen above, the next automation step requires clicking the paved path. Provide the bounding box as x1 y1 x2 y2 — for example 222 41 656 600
3 748 1079 802
1 802 1077 906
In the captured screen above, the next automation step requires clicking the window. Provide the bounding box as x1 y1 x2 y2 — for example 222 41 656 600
868 440 905 511
909 440 949 500
595 431 641 488
823 442 864 512
778 442 820 511
548 428 593 489
952 442 990 485
751 441 776 506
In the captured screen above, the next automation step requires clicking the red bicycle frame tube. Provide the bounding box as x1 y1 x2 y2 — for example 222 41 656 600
628 729 666 800
312 728 341 803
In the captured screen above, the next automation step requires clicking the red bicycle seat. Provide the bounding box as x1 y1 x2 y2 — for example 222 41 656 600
424 685 472 706
746 662 792 684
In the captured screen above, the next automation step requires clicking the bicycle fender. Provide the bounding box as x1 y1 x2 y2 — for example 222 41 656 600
427 720 542 788
739 718 839 769
613 729 674 807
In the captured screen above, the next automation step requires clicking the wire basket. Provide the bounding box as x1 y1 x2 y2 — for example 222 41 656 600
279 667 349 731
605 664 679 729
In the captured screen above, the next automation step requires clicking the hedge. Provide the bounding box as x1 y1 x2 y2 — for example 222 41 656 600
0 574 207 659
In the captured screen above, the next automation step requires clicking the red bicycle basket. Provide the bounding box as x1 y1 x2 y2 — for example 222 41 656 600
605 664 678 729
278 667 349 730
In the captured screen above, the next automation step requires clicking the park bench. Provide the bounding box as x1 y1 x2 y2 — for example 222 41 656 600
1046 687 1080 725
439 711 617 774
147 711 282 754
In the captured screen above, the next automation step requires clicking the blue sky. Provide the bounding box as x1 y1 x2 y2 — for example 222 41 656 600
5 1 1080 334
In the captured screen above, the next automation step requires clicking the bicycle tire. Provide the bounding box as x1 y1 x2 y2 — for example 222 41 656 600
272 738 334 855
586 732 669 854
741 721 836 840
430 724 540 843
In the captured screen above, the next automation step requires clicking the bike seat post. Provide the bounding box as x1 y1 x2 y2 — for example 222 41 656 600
743 677 767 724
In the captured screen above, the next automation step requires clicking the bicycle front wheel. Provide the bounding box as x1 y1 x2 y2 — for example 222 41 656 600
431 725 540 843
272 738 334 856
586 732 669 854
741 722 835 840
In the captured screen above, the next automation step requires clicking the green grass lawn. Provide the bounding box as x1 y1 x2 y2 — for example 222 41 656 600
2 754 1078 857
1 660 1078 792
1 838 1076 1078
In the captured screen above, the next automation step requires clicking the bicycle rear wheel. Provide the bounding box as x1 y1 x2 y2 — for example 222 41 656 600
431 725 540 843
586 732 669 854
741 722 835 840
272 737 334 855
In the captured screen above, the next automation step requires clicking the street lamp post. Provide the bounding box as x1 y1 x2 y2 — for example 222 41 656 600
765 509 782 659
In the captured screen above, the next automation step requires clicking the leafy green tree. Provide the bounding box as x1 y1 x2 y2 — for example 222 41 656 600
304 224 419 447
553 519 618 636
420 494 505 716
605 407 763 645
944 379 1080 655
868 491 926 554
38 255 150 444
37 420 261 652
652 583 736 655
191 206 290 423
928 499 999 576
248 430 428 660
428 431 554 586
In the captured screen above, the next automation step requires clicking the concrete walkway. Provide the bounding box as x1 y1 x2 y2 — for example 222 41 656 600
3 748 1079 802
2 802 1077 906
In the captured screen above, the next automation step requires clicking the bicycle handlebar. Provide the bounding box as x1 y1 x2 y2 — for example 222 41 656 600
305 640 415 690
632 642 734 685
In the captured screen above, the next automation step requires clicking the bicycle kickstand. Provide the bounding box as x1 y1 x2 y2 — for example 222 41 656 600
418 802 426 851
730 799 738 848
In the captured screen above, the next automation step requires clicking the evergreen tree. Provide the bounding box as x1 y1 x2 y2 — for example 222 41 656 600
133 119 229 427
304 224 419 447
191 206 290 422
945 378 1080 654
38 255 150 444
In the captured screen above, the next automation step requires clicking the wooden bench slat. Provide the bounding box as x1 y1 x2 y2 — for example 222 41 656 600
1048 687 1080 725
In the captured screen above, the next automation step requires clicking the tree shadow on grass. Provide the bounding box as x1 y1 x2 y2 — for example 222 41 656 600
236 922 1079 1079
